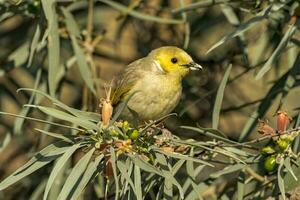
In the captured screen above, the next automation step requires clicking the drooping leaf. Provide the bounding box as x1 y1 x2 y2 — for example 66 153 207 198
213 64 232 129
27 24 41 67
26 105 99 131
14 69 42 135
206 6 271 54
0 141 70 190
35 129 74 143
255 23 298 79
18 88 100 122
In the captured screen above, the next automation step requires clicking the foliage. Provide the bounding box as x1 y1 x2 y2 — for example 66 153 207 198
0 0 300 199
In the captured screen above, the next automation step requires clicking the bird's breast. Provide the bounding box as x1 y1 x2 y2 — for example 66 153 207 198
126 74 182 121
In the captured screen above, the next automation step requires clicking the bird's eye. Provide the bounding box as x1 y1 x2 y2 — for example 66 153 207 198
171 57 178 64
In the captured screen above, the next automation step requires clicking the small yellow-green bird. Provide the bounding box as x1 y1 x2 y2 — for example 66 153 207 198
112 46 202 122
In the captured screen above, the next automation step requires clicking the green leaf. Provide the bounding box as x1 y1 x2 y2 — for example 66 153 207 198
117 160 136 196
284 157 300 191
0 141 70 190
0 111 84 132
0 132 11 154
134 165 142 200
98 0 183 24
42 0 60 96
206 6 271 54
237 172 245 200
213 64 232 129
34 128 74 143
14 69 42 135
18 88 100 122
57 147 95 200
27 24 41 67
27 105 99 131
131 155 164 177
62 7 96 94
255 23 298 80
43 143 81 200
278 160 286 200
70 154 104 200
110 147 120 200
283 157 298 182
210 164 245 178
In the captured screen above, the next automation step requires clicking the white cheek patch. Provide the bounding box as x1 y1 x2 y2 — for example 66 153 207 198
153 60 165 73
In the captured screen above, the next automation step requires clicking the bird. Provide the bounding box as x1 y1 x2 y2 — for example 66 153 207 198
111 46 202 124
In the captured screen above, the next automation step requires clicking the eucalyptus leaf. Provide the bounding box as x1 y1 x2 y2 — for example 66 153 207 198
42 0 60 96
62 7 96 94
70 154 104 200
44 143 81 200
0 141 70 190
212 64 232 129
57 148 95 200
27 105 99 131
255 24 298 80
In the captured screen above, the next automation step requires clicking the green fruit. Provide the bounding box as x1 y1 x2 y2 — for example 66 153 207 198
261 146 276 155
128 129 139 140
276 138 289 151
264 155 278 172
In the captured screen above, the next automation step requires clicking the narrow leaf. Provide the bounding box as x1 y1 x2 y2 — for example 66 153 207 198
70 154 104 200
57 147 95 200
213 64 232 129
255 24 297 79
0 141 70 190
44 143 81 200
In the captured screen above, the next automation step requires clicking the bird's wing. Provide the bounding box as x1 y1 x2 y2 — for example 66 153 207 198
111 58 144 105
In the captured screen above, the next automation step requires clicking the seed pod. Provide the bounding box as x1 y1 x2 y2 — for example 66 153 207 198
105 157 113 178
258 120 275 136
276 111 290 133
101 99 113 127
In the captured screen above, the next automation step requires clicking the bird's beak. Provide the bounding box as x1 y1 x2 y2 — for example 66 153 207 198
181 62 203 70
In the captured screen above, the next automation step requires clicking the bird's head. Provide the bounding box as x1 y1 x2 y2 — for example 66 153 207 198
149 46 202 77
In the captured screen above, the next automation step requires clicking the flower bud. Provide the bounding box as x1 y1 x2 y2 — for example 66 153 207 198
276 111 290 133
101 99 113 127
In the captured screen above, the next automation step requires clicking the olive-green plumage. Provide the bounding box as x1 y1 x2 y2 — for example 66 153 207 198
112 46 202 122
